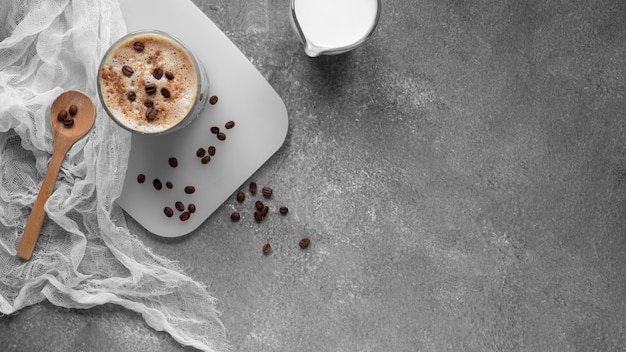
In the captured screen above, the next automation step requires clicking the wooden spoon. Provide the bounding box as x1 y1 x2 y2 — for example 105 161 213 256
17 90 96 260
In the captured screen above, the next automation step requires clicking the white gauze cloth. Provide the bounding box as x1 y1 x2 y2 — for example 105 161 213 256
0 1 230 351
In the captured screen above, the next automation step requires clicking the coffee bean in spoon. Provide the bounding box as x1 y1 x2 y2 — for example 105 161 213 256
62 118 74 127
57 109 68 122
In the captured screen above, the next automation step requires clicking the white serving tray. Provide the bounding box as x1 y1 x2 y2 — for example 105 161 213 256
117 0 288 237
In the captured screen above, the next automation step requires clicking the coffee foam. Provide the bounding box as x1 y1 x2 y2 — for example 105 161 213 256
99 33 198 133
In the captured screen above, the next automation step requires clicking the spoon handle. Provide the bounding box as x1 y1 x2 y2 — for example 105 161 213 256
17 143 70 260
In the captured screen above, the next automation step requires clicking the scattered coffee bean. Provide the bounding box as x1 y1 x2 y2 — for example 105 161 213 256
230 212 241 221
68 105 78 116
279 206 289 215
146 106 157 120
165 71 174 80
180 212 191 221
199 93 204 101
127 91 136 101
145 84 157 94
144 100 154 108
175 201 185 211
57 109 68 121
210 126 220 134
209 95 218 105
188 204 196 213
261 205 269 217
161 87 171 98
166 181 173 189
153 67 164 80
137 174 145 183
262 186 273 198
299 237 311 249
122 65 134 77
217 132 226 141
62 118 74 127
133 41 144 51
236 191 245 203
225 120 235 129
254 211 263 222
184 186 195 194
255 200 264 211
153 179 163 190
196 148 206 157
168 157 178 168
201 156 211 164
249 182 257 194
164 207 174 217
208 146 216 156
262 243 271 254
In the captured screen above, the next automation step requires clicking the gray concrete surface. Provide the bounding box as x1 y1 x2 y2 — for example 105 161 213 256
2 0 626 351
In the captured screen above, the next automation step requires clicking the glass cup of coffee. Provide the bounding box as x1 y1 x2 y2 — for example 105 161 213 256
97 30 209 135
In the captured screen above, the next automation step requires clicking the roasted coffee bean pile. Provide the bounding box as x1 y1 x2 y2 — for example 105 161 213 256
195 144 217 165
210 119 235 141
135 100 240 223
229 181 310 254
136 153 201 222
230 183 284 224
56 104 79 127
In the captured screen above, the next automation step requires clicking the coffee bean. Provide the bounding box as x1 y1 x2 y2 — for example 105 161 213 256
145 84 157 94
262 243 271 254
279 206 289 215
68 105 78 116
230 212 241 221
137 174 145 183
225 120 235 129
236 191 245 203
210 126 220 134
188 204 196 213
262 186 273 198
196 148 206 157
153 67 164 80
201 156 211 164
175 201 185 211
161 87 171 98
166 181 173 189
299 237 311 249
180 212 191 221
217 132 226 141
168 157 178 168
146 107 157 120
62 118 74 127
261 205 269 217
122 65 134 77
184 186 195 194
255 200 264 211
165 71 174 80
254 211 263 222
144 100 154 108
208 146 216 156
133 41 144 51
57 109 68 121
153 179 162 190
164 207 174 217
127 91 136 101
209 95 218 105
199 93 204 101
249 182 257 194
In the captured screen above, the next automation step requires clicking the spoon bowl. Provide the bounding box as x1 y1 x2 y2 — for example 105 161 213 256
17 90 96 260
50 90 96 141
